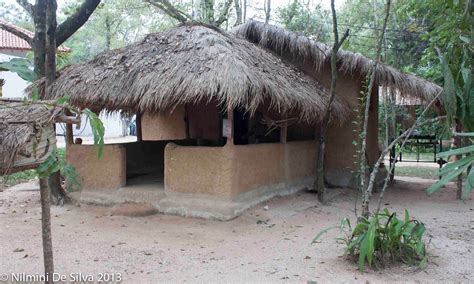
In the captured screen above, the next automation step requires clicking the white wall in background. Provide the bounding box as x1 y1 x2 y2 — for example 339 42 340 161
0 50 29 98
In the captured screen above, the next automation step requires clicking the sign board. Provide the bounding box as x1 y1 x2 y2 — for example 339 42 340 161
222 119 232 138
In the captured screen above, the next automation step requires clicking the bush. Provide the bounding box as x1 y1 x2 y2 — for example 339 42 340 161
0 170 37 187
313 209 428 271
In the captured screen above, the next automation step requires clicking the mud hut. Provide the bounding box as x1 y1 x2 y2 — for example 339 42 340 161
235 20 442 186
36 23 441 220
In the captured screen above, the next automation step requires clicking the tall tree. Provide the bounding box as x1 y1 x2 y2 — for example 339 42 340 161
360 0 391 217
277 0 331 41
263 0 270 24
314 0 349 202
146 0 233 27
6 0 102 202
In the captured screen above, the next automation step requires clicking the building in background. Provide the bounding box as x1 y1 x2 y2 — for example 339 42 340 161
0 19 32 98
0 20 124 138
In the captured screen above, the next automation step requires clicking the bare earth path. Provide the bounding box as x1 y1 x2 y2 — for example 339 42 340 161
0 177 473 283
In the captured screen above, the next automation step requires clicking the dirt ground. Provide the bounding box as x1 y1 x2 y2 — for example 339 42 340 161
0 176 473 283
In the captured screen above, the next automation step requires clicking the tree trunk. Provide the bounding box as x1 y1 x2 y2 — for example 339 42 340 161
360 0 391 218
39 178 54 284
382 87 390 149
234 0 242 26
105 15 111 50
264 0 271 24
41 1 57 281
55 0 101 47
45 0 64 204
202 0 214 23
314 0 349 203
33 0 47 78
453 119 463 199
315 131 326 202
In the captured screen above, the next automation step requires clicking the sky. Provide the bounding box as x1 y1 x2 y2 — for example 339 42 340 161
3 0 344 14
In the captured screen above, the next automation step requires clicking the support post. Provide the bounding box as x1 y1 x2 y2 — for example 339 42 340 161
136 112 142 142
39 178 54 284
226 106 234 145
65 111 74 145
280 120 287 144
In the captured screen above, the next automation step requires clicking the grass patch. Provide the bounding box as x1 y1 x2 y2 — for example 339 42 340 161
399 152 437 162
395 166 438 179
1 170 37 187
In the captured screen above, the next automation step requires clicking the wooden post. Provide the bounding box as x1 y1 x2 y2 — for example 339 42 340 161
39 178 54 284
280 121 287 143
226 106 234 145
65 111 74 145
136 112 142 142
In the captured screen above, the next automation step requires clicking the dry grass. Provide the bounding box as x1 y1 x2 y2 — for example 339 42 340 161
0 99 63 174
235 20 443 104
36 24 350 124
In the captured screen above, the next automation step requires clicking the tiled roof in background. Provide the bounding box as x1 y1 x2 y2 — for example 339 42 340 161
0 20 70 52
0 19 33 51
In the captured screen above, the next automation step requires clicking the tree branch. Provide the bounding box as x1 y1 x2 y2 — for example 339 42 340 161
315 0 349 203
214 0 233 26
0 22 33 45
55 0 101 47
360 0 391 218
15 0 34 15
374 92 443 213
146 0 191 24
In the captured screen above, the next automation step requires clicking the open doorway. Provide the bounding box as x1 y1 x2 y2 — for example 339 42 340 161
124 141 168 189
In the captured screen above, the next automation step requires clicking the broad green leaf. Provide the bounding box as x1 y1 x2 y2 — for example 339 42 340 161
366 219 376 266
436 145 474 158
36 152 60 178
463 169 474 199
55 96 70 105
453 132 474 137
83 108 105 159
427 162 471 195
437 51 457 123
459 35 471 43
439 155 474 176
0 58 35 82
311 225 340 244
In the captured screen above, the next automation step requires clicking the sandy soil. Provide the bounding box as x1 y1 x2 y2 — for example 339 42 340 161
0 177 473 283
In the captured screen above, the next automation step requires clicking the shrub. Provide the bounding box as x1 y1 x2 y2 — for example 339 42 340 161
313 209 428 271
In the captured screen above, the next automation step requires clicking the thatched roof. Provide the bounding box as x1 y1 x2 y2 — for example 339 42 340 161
38 24 349 123
0 99 62 174
235 20 442 104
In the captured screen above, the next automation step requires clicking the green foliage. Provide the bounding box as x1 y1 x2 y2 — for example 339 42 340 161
0 57 40 99
427 133 474 199
61 0 177 64
36 148 81 192
0 170 37 186
400 0 473 131
394 166 438 179
0 0 33 29
0 58 35 82
314 209 428 271
277 0 331 41
83 108 105 159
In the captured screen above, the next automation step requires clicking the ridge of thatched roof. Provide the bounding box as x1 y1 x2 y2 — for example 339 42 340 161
235 20 442 104
0 99 63 173
38 24 349 123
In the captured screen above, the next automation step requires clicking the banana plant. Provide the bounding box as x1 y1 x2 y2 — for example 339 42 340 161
427 132 474 199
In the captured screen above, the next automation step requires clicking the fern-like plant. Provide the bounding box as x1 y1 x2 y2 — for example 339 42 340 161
313 209 428 271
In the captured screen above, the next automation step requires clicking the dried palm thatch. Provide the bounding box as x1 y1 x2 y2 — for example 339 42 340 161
36 24 349 124
0 99 62 174
235 20 443 104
